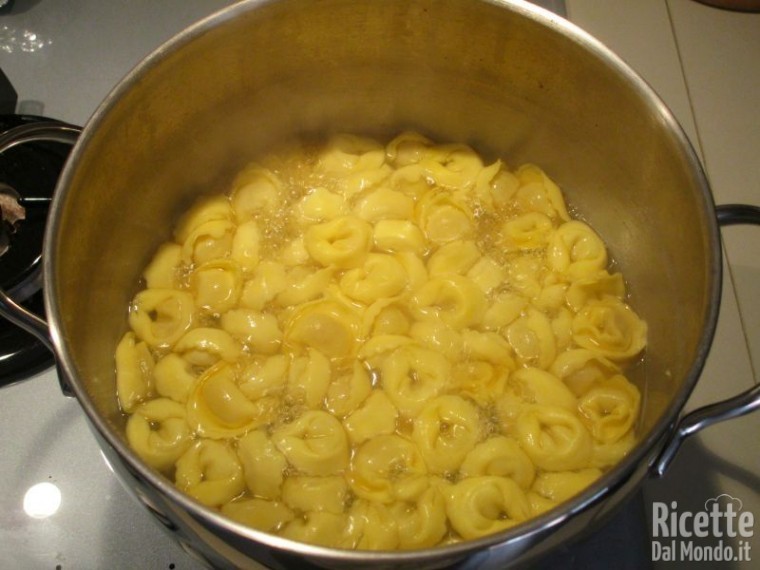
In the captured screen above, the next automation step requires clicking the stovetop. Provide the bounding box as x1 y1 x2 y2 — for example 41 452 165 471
0 1 655 569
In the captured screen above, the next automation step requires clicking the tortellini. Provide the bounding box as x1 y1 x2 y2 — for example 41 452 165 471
354 186 415 222
514 164 571 221
410 274 486 329
286 348 331 408
315 134 387 196
181 219 235 266
173 328 241 366
117 132 647 551
282 476 349 514
416 190 474 244
296 187 348 223
412 395 482 474
547 220 607 280
222 498 294 532
391 487 448 549
444 476 531 539
459 436 535 489
373 219 427 254
531 468 602 504
348 499 400 550
572 298 648 361
324 361 372 417
237 430 287 500
280 511 353 548
348 434 428 503
515 405 593 471
342 389 398 444
115 332 155 413
381 344 451 416
577 375 641 443
126 398 192 470
189 259 243 314
230 164 285 221
339 253 409 304
272 410 349 476
505 307 557 369
143 243 182 289
426 240 481 276
500 212 554 252
187 362 277 439
175 439 245 507
284 299 362 358
220 309 282 354
128 289 194 348
503 368 577 415
305 216 373 268
152 353 197 404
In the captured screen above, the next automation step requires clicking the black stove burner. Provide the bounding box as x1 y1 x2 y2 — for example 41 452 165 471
0 114 72 386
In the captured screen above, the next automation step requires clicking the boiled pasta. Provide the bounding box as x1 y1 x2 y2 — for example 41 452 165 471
444 476 531 539
115 132 647 550
125 398 192 471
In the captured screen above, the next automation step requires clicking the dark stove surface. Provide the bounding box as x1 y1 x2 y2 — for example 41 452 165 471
0 114 71 385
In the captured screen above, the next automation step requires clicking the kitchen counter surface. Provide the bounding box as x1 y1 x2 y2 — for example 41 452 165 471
567 1 759 567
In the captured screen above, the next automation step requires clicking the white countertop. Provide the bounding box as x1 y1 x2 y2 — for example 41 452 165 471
566 1 759 567
1 1 758 568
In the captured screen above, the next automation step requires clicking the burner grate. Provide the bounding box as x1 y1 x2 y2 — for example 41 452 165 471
0 115 71 385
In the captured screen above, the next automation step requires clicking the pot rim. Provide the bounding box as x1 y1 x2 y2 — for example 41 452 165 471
43 0 722 564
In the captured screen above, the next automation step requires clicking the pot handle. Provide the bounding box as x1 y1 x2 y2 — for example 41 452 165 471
652 203 760 477
0 121 81 394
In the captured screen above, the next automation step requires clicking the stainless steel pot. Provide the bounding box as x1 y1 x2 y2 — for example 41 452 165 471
1 0 759 568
